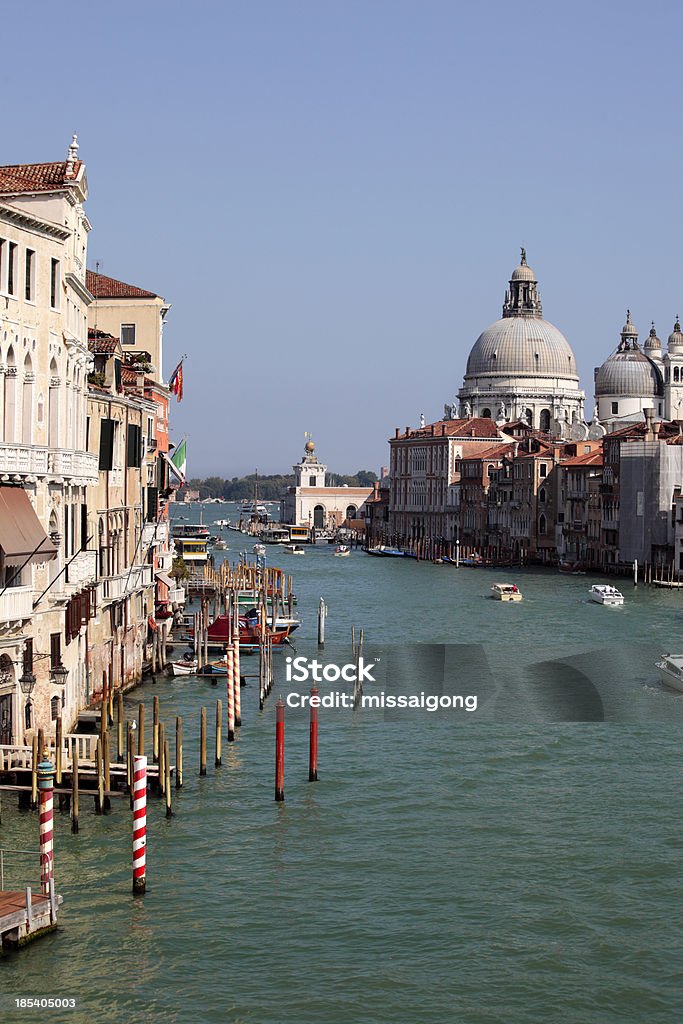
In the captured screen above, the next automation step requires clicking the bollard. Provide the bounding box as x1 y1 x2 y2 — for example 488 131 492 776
132 755 147 895
215 699 222 767
233 637 242 727
317 597 326 647
95 737 104 815
55 717 63 787
37 753 54 895
200 707 207 776
102 730 111 813
309 685 319 782
117 691 124 761
176 717 183 789
71 745 79 834
226 649 235 743
158 723 166 797
275 696 285 802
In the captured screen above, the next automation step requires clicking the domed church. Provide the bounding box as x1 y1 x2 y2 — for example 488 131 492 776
454 251 585 431
594 312 664 431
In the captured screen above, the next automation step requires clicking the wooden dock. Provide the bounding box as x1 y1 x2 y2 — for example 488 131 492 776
0 884 62 951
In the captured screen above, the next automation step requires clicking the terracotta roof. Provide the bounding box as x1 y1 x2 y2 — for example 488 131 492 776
121 366 139 386
88 330 120 355
86 269 159 300
461 443 515 461
560 449 604 467
393 418 502 441
0 160 83 194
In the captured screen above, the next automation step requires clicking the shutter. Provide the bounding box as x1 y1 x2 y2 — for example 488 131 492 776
147 487 158 522
50 633 61 669
99 419 115 471
81 503 88 548
114 359 122 392
23 638 33 676
127 423 142 468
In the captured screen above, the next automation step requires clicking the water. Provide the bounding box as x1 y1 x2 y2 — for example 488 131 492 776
3 510 683 1022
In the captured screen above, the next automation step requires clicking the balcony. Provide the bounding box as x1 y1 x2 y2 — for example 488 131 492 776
0 585 33 627
0 443 49 477
101 564 154 602
168 586 185 605
602 519 619 531
48 449 99 483
141 521 169 549
65 550 97 587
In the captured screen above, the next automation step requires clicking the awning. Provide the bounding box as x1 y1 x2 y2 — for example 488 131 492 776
155 570 174 589
0 486 57 564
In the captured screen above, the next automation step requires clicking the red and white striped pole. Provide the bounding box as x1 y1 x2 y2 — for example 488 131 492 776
233 636 242 728
132 755 147 895
226 647 235 742
37 753 54 896
275 696 285 802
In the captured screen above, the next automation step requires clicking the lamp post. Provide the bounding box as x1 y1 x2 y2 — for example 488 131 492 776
19 666 36 737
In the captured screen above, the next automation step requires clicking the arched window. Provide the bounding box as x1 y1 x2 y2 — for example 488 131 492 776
4 346 17 442
48 358 59 448
675 367 680 383
539 409 551 432
482 408 491 419
22 353 33 444
98 518 107 577
539 488 546 503
51 695 61 720
345 504 357 520
539 513 547 535
525 409 534 427
313 504 325 529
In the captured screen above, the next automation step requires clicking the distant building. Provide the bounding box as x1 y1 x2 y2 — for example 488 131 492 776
86 269 170 384
280 440 373 529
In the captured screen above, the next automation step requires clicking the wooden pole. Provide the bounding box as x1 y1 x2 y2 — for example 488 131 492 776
55 716 62 786
233 637 242 728
95 737 104 814
31 734 38 810
117 691 124 761
176 716 183 789
137 703 145 756
71 744 79 834
164 739 172 818
200 706 207 776
215 699 222 767
153 695 159 764
309 685 319 782
317 597 326 647
132 755 147 895
158 722 166 797
275 696 285 802
102 729 111 812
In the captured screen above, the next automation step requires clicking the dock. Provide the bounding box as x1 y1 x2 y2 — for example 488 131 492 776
0 884 62 951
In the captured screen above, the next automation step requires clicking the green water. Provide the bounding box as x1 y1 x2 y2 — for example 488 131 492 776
3 521 683 1023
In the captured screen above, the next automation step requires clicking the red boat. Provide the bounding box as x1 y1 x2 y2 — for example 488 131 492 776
207 614 296 648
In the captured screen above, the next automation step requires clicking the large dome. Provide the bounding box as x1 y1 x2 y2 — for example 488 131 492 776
595 347 662 397
465 317 579 378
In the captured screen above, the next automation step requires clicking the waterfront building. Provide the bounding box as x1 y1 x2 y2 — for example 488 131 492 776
0 139 99 743
86 269 170 383
554 447 603 567
280 440 373 531
455 250 585 431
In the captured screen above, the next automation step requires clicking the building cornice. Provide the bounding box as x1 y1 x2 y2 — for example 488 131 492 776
65 272 94 306
0 202 70 240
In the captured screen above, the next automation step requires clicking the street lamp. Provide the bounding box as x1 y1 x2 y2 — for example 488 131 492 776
49 663 69 687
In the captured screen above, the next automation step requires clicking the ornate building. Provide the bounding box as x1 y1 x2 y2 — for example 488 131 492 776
455 250 585 432
594 312 664 431
280 439 373 530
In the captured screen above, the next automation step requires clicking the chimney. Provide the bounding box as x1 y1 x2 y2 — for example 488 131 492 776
644 407 654 441
373 481 379 498
653 420 662 440
431 424 435 436
395 428 400 438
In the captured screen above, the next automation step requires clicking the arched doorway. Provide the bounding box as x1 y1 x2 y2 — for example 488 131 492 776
4 346 17 442
481 408 491 419
48 358 59 448
0 654 15 744
313 504 325 529
539 409 551 432
345 504 357 520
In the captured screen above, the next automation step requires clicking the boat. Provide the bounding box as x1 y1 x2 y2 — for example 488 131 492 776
207 613 298 648
260 526 290 544
214 519 229 528
334 545 351 557
491 583 522 602
285 544 305 555
169 654 198 676
367 545 405 557
656 654 683 693
589 584 624 606
214 539 228 550
171 522 210 567
253 543 267 557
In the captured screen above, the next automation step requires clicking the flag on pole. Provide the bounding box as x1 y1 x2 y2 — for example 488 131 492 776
169 359 184 402
166 438 187 486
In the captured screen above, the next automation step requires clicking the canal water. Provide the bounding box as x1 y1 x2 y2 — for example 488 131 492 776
3 505 683 1023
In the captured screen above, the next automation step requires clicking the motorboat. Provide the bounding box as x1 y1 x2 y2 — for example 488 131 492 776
334 545 351 557
285 544 305 555
589 584 624 606
491 583 522 602
214 539 228 550
656 654 683 693
214 519 229 528
253 543 267 557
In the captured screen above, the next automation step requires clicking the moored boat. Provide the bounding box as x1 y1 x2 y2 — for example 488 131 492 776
169 656 198 676
491 583 522 601
589 584 624 606
334 545 351 557
285 544 305 555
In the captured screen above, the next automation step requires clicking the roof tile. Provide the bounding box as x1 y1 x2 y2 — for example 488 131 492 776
86 269 159 300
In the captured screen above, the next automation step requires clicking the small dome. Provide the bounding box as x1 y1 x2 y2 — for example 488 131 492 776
644 322 661 351
465 317 578 378
511 263 536 282
304 440 316 453
668 318 683 348
595 347 663 398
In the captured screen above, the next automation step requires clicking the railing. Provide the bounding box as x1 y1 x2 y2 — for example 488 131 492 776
65 549 97 586
101 564 154 600
602 519 619 531
0 744 32 771
0 585 33 626
168 586 185 604
48 449 99 482
0 444 49 476
142 521 169 549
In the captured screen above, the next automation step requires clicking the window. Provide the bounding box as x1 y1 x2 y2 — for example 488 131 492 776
539 464 547 478
127 423 142 467
50 633 62 670
584 445 591 454
25 249 35 301
121 324 136 346
482 408 491 419
51 695 61 721
50 258 60 308
7 243 17 295
23 638 34 678
0 239 5 289
309 475 316 486
557 512 565 523
539 488 546 503
611 402 619 415
539 514 547 535
99 419 115 471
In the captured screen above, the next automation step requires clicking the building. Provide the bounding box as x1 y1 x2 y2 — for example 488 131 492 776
86 270 170 383
0 138 100 744
594 313 664 431
280 440 373 531
456 250 585 431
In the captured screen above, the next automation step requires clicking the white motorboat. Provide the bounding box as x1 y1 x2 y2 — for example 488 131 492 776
656 654 683 693
491 583 522 602
214 519 229 528
253 543 267 557
285 544 305 555
170 657 198 676
334 545 351 557
589 584 624 606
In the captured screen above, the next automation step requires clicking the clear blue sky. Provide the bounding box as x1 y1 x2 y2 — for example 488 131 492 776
6 1 683 476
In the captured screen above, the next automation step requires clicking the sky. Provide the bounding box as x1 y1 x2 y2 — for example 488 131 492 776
5 0 683 476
